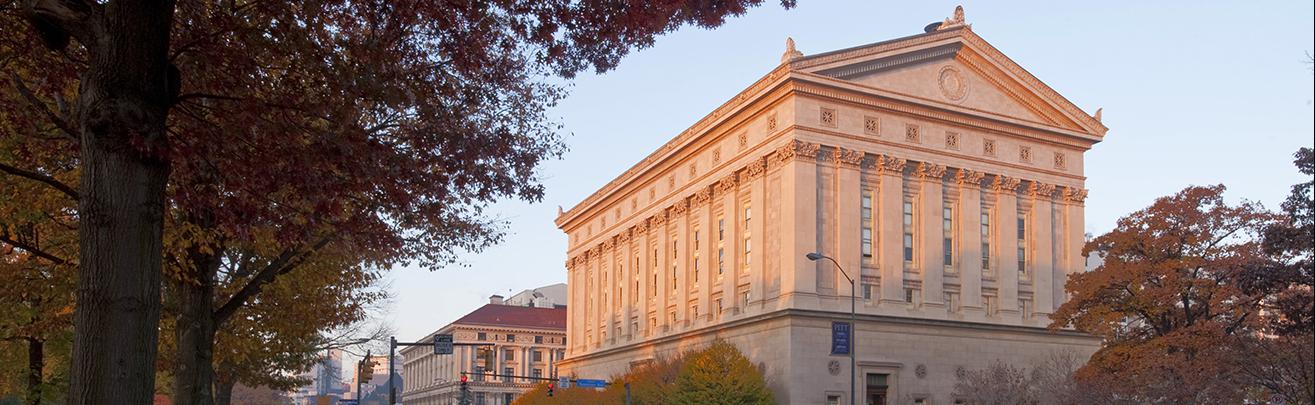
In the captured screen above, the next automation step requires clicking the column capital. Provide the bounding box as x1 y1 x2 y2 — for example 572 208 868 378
690 188 712 208
1061 186 1088 203
879 155 907 174
991 174 1022 193
833 147 864 168
916 162 947 181
955 168 986 186
1027 181 1057 200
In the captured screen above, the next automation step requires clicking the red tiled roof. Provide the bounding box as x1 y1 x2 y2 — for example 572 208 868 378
452 304 566 330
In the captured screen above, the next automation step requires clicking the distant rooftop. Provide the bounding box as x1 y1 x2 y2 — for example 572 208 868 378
452 304 566 330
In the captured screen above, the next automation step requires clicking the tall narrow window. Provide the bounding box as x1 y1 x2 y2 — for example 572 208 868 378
981 212 992 274
1017 216 1027 279
717 216 726 276
861 192 873 258
943 205 954 267
718 218 725 241
744 204 752 270
693 228 700 284
717 248 725 275
902 201 914 262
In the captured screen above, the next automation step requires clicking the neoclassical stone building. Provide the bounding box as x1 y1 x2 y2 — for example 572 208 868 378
555 8 1104 404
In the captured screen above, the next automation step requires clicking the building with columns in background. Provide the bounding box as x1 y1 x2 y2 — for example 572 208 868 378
554 7 1104 404
400 292 567 405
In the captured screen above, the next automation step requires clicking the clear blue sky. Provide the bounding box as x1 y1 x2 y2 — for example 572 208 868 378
385 1 1315 344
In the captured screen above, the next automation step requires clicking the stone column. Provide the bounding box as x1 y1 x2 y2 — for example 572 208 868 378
654 212 670 332
917 162 947 308
878 155 907 305
992 175 1022 316
1028 181 1056 316
693 189 714 323
1060 186 1088 310
636 220 651 337
775 140 819 309
619 229 634 339
749 154 769 311
955 169 986 313
834 148 864 304
716 175 740 315
565 261 577 355
673 200 689 328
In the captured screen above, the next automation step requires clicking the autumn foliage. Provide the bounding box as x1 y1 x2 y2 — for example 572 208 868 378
513 340 773 405
1050 150 1315 404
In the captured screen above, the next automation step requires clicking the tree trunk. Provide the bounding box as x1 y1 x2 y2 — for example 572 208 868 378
170 272 217 405
213 372 235 405
66 1 177 403
25 337 43 405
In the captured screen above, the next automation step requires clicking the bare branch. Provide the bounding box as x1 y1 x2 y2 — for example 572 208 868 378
0 232 71 266
0 161 79 201
212 237 333 325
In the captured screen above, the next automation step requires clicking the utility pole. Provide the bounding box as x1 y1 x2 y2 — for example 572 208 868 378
809 252 857 405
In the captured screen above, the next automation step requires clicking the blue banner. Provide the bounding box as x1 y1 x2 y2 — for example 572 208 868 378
831 321 851 355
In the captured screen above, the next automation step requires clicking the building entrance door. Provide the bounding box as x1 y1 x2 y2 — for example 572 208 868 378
865 373 889 405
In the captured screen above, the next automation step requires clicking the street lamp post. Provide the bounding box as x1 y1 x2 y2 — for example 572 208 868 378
807 252 856 405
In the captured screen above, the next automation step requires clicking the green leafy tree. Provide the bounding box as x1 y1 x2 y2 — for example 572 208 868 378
671 340 773 405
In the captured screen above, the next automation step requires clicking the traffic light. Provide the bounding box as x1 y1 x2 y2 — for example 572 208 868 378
546 382 554 397
358 356 377 382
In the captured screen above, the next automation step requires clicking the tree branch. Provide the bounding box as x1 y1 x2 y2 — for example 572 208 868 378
0 162 78 201
0 233 70 266
8 73 79 142
212 237 333 325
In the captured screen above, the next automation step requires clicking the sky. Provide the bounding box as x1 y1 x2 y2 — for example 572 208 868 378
383 1 1315 347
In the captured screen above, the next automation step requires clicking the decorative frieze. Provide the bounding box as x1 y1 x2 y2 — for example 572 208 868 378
1027 181 1056 199
1062 186 1088 203
880 155 908 174
691 188 712 207
1053 152 1066 170
917 162 948 180
955 168 986 186
834 148 864 168
991 175 1022 193
714 175 738 194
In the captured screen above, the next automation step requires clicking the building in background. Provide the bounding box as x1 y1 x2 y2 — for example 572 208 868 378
503 283 567 308
290 348 349 404
554 7 1104 404
401 287 568 405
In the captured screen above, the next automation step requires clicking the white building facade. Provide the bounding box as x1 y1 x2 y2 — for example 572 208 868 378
400 296 567 405
555 8 1104 404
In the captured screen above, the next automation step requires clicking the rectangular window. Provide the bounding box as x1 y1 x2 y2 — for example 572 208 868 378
535 335 543 344
532 368 543 379
943 205 954 267
477 332 487 341
717 248 725 275
690 304 699 319
718 218 725 241
861 192 873 258
903 201 914 262
1021 299 1034 319
503 367 513 379
475 392 486 405
671 264 677 291
504 349 514 361
984 295 998 316
744 206 752 230
862 283 873 300
715 298 723 315
741 289 751 307
981 212 991 274
533 349 543 362
743 237 752 268
904 288 917 304
1017 217 1027 278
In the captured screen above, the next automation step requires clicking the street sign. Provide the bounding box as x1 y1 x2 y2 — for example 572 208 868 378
434 334 453 355
558 376 571 389
831 321 851 355
575 378 607 388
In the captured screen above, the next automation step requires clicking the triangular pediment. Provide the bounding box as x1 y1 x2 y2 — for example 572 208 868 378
792 27 1106 138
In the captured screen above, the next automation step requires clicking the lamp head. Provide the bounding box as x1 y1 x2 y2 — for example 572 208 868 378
806 252 823 261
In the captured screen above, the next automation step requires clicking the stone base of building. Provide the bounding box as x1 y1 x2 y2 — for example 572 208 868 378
557 309 1100 404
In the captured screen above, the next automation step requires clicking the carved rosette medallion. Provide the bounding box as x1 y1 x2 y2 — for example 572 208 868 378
828 360 841 376
915 364 928 379
938 65 969 102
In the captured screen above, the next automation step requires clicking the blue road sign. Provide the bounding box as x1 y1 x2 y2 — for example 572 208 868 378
831 321 851 355
575 378 607 388
558 376 571 389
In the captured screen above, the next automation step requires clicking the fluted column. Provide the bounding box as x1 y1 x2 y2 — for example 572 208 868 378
653 212 670 332
918 162 947 307
1028 182 1056 316
565 262 578 354
620 229 634 338
956 169 986 313
992 175 1022 316
878 155 907 305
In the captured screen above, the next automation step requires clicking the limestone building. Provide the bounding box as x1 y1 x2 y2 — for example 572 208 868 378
554 7 1104 404
400 295 567 405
